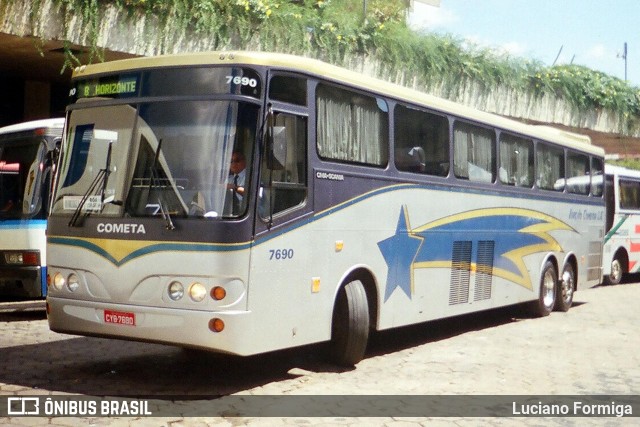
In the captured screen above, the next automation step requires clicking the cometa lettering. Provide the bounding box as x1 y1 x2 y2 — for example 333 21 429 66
97 223 146 234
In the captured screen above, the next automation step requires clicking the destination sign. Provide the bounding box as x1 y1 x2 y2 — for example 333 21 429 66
75 76 139 99
70 67 262 102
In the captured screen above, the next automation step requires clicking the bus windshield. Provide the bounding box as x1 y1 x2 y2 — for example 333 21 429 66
53 100 259 220
0 139 48 219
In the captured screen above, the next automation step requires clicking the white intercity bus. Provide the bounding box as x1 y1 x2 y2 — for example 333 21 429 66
602 164 640 285
0 118 63 298
46 52 604 365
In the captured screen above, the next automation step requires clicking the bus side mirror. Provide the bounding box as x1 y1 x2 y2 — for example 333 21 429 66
267 126 287 170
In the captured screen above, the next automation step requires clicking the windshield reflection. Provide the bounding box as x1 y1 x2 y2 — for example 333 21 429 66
54 100 259 220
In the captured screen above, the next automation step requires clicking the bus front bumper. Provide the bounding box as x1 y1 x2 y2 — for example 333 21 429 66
46 296 255 356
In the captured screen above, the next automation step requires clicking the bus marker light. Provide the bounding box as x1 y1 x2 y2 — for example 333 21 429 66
312 277 321 293
168 281 184 301
335 241 344 252
209 318 224 332
189 282 207 302
211 286 226 301
4 252 23 264
23 251 39 266
3 251 38 265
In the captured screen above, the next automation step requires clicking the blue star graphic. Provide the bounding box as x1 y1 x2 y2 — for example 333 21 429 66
377 206 424 301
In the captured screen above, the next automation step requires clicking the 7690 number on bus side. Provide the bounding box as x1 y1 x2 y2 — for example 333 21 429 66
269 249 294 260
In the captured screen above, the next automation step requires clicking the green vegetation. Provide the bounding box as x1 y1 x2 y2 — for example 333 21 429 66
30 0 640 133
608 158 640 170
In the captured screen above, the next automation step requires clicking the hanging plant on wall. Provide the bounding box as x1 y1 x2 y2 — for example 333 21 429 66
21 0 640 135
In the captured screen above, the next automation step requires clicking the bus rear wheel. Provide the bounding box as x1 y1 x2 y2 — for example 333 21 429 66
329 280 370 367
604 258 623 286
555 263 575 312
530 261 556 317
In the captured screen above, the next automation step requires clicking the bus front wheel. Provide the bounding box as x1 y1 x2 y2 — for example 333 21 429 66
530 261 557 317
329 280 370 367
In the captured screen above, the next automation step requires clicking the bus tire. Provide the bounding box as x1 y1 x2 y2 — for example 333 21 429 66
329 280 370 367
555 263 575 312
604 258 623 286
530 261 556 317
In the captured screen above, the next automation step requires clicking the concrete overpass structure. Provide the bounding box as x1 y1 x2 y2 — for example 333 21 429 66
1 0 637 157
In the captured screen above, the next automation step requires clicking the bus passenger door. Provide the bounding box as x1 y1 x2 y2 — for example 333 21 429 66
255 110 309 227
251 109 318 347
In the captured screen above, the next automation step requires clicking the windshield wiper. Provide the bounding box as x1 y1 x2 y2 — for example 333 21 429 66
146 139 176 230
157 198 175 230
68 142 113 227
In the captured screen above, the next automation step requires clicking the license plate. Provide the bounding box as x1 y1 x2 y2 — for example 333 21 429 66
104 309 136 326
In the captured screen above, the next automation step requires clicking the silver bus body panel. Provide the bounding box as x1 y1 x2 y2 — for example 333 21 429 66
47 182 604 355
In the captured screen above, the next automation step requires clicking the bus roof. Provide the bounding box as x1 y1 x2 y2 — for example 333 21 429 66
0 118 65 136
605 164 640 179
71 51 604 157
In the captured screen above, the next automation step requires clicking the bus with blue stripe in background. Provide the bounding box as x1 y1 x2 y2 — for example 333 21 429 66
0 118 63 299
46 52 604 366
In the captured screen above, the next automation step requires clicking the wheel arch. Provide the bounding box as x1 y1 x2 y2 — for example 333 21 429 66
540 254 559 282
613 247 630 273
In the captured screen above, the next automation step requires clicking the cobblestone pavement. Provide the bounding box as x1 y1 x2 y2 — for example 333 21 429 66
1 279 640 426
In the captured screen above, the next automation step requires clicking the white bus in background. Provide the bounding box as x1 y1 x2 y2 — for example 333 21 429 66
0 118 63 299
602 164 640 285
46 52 604 366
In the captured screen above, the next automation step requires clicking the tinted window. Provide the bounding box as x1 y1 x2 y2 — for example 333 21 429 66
260 113 308 217
619 179 640 210
536 143 564 191
142 67 261 98
591 157 604 197
394 105 449 176
566 152 590 195
499 133 533 187
269 75 307 106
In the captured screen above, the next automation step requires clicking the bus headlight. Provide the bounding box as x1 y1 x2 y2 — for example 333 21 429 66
168 281 184 301
189 282 207 302
52 272 65 291
67 274 80 292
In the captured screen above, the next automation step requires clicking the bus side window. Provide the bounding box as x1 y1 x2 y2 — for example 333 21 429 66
453 122 496 183
499 133 533 187
394 104 449 176
591 157 604 197
566 152 590 195
261 113 307 217
536 143 564 191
